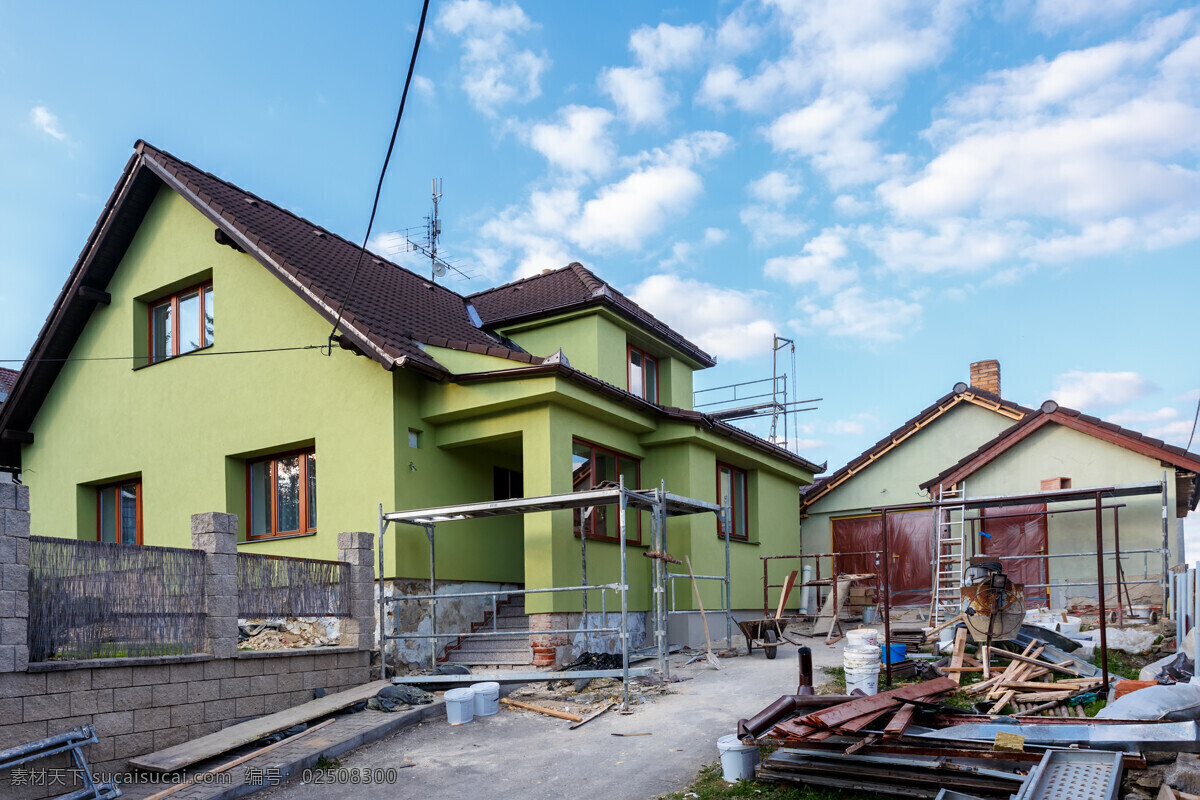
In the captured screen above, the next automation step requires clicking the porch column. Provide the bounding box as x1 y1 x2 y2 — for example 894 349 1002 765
337 531 375 650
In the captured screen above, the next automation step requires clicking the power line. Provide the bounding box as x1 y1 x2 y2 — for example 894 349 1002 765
1187 392 1199 451
327 0 431 352
0 344 326 365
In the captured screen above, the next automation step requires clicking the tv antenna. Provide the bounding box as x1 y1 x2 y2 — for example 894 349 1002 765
405 179 471 282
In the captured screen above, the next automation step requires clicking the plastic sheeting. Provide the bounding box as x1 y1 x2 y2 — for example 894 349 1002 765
831 511 931 606
980 504 1048 604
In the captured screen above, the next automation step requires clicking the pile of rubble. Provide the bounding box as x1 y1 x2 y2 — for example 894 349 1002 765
238 617 339 650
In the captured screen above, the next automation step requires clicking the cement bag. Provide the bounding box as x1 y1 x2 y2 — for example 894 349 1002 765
1097 683 1200 721
1087 627 1158 653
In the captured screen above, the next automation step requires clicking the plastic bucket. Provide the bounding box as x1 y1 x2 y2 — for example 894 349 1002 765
445 688 475 725
843 644 880 668
471 681 500 717
1056 616 1082 637
845 666 879 695
846 628 878 649
717 734 759 782
861 606 877 625
881 643 907 664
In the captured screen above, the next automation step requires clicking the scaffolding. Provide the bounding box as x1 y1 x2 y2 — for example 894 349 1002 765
376 477 725 709
870 480 1167 695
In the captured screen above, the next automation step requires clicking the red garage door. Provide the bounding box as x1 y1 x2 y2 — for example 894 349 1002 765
831 510 932 606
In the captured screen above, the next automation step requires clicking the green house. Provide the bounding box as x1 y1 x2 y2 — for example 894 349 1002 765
0 142 820 664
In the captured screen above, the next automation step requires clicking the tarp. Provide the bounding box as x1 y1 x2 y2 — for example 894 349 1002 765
831 511 931 606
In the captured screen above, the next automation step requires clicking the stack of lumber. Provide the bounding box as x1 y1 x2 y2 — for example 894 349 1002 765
957 640 1102 716
771 677 957 743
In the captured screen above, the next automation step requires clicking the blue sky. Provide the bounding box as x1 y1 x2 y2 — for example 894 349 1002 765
1 0 1198 484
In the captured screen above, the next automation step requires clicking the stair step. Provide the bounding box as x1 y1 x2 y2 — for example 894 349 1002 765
446 650 533 665
456 634 532 647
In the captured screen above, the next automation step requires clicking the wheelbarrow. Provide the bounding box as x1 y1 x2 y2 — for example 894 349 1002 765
737 617 799 659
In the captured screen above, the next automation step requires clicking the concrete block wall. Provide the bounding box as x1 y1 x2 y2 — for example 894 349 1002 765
0 649 370 795
0 484 30 673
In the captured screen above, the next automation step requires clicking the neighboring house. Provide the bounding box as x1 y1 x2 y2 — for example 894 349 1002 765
0 367 16 484
800 360 1200 609
0 142 820 658
798 362 1030 606
921 399 1200 606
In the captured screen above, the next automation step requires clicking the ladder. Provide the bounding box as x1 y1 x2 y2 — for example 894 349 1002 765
930 483 967 624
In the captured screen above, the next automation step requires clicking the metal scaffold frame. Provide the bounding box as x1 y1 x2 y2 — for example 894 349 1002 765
376 478 725 709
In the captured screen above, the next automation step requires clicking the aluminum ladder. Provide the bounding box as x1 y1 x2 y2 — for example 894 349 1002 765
931 483 966 624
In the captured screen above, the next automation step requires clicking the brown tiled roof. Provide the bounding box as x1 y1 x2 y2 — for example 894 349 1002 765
468 263 717 368
920 399 1200 494
452 361 824 475
136 143 502 374
416 336 539 365
0 367 17 402
799 385 1032 511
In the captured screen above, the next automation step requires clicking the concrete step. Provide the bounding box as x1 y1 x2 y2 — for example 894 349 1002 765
446 649 533 665
455 634 532 648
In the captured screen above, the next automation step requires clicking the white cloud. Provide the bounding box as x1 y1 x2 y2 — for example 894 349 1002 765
740 207 809 246
629 23 706 71
1107 407 1180 427
629 273 777 361
599 66 673 127
412 75 435 98
764 230 858 293
438 0 548 114
766 93 901 187
749 171 802 205
30 106 66 141
795 287 922 343
1028 0 1145 33
1051 370 1158 410
571 165 703 250
659 227 727 269
527 105 615 177
864 218 1027 274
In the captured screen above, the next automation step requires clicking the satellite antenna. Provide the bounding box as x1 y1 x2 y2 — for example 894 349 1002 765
405 179 463 282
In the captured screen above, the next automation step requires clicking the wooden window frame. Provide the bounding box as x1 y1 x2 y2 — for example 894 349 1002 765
571 438 642 544
96 479 142 545
626 345 659 404
148 281 213 364
245 448 316 540
716 462 749 541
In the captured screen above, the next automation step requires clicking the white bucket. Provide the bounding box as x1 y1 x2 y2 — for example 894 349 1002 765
1057 616 1082 637
844 644 881 697
471 681 500 717
445 688 475 725
845 666 879 696
846 628 878 649
717 734 759 782
940 625 956 645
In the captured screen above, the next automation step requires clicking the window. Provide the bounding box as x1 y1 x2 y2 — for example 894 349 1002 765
627 345 658 403
571 439 641 542
149 282 213 363
247 449 316 539
716 463 748 541
494 466 523 501
408 429 422 449
97 479 141 545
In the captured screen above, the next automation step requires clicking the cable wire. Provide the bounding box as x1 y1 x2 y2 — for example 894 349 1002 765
327 0 431 353
1187 391 1199 451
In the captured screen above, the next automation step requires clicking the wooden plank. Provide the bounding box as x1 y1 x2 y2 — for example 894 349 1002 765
949 627 968 687
990 650 1080 677
802 678 956 729
129 680 392 772
988 690 1015 715
816 578 852 636
1011 690 1073 702
882 703 917 736
775 570 799 619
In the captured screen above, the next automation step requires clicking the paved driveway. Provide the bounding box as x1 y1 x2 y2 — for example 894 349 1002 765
258 638 848 800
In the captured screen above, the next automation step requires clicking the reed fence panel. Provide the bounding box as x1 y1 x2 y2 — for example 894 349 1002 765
236 552 351 618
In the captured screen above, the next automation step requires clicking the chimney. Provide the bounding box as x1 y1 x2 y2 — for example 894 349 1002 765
969 360 1000 396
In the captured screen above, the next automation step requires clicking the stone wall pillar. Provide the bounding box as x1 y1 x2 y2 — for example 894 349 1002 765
337 532 375 651
190 512 238 659
0 483 30 672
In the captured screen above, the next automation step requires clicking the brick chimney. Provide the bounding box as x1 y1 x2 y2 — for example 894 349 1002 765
969 360 1000 396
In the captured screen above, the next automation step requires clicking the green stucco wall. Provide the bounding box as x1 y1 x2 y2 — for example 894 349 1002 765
962 423 1174 593
801 401 1016 559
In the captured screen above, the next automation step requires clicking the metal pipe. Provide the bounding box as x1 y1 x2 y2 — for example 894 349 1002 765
427 523 437 672
391 626 619 640
724 495 733 649
797 646 813 695
377 505 387 680
1163 472 1170 615
619 475 630 711
396 583 621 601
581 495 588 648
1114 507 1125 627
1094 492 1109 696
881 508 892 688
991 548 1159 561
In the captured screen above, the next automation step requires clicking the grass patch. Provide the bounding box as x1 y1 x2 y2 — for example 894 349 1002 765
1087 649 1142 680
660 760 889 800
821 666 846 693
314 755 342 771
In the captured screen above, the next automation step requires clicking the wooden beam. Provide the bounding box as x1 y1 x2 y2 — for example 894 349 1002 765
77 285 111 305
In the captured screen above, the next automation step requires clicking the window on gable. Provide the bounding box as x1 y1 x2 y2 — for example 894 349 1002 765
247 449 316 539
571 439 641 543
98 479 141 545
716 462 748 541
150 282 213 363
628 345 658 403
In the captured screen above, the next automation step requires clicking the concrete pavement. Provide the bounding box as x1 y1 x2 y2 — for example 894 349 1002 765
256 635 850 800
